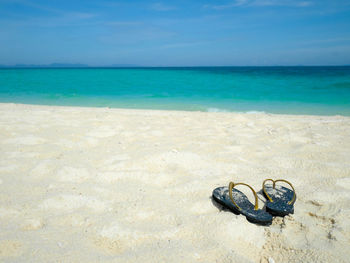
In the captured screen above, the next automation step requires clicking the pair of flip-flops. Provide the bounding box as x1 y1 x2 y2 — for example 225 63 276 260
212 179 296 225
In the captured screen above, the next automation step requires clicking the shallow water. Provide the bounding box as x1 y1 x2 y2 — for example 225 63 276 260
0 66 349 115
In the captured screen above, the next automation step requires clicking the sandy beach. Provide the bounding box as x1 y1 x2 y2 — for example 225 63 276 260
0 102 350 262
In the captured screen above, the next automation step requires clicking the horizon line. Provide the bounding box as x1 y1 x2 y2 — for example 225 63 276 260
1 65 350 69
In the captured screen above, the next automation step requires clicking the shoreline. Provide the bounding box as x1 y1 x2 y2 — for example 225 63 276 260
1 102 350 118
1 102 350 262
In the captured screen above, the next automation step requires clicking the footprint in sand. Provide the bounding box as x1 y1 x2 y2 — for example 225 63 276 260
280 200 340 250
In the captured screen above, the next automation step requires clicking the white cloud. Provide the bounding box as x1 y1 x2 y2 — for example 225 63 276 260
204 0 313 9
252 0 313 7
203 0 248 10
0 0 98 19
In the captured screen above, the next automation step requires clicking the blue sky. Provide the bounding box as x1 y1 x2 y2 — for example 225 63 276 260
0 0 350 66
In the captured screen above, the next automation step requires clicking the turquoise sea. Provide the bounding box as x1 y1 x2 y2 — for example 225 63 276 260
0 67 350 115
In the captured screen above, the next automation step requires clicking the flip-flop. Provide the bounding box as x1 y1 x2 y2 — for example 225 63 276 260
212 182 273 225
262 179 296 216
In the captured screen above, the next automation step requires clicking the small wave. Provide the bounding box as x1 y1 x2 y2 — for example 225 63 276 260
206 108 266 114
245 110 266 114
206 107 230 113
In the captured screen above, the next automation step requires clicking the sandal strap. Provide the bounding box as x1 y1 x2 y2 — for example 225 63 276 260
229 182 259 211
262 178 296 205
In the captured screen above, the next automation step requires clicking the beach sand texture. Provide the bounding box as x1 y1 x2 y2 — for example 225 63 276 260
1 103 350 262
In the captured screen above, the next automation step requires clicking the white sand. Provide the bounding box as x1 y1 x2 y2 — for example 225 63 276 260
0 103 350 262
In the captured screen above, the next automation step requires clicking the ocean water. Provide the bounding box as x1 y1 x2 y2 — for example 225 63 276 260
0 67 350 115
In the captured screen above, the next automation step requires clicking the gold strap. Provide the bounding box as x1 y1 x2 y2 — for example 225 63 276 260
262 179 274 203
229 182 259 211
262 178 296 205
